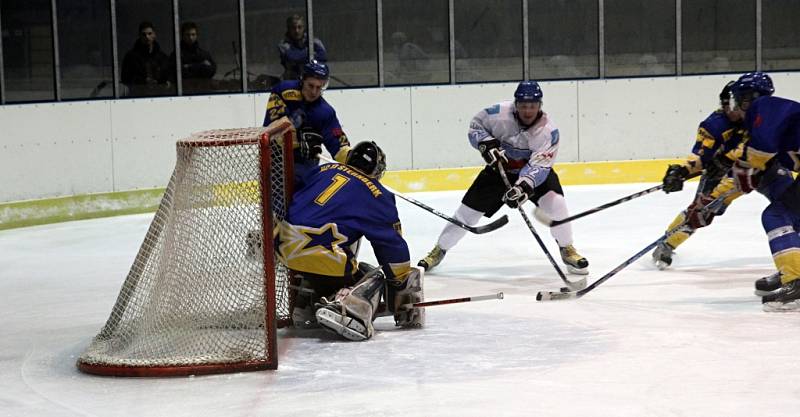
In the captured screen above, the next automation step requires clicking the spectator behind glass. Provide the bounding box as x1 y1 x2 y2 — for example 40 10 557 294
278 14 327 80
170 22 217 93
120 21 171 97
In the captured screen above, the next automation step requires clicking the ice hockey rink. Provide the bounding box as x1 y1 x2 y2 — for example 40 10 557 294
3 181 800 417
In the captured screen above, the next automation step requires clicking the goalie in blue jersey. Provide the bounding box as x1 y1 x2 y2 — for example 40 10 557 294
276 141 424 340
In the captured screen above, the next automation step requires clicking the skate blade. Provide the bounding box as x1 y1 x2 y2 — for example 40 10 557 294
566 265 589 275
754 289 779 297
762 300 800 312
316 308 368 341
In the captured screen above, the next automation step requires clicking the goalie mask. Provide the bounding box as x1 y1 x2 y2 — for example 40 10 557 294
347 141 386 179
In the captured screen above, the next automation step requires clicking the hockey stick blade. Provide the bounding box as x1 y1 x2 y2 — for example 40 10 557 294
467 214 509 234
536 289 578 301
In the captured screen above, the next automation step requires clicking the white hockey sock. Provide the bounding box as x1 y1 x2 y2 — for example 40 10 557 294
536 191 573 247
437 204 484 251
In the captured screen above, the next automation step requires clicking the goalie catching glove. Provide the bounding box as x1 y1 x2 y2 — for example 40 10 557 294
503 181 534 209
298 129 323 160
662 164 690 193
477 138 508 168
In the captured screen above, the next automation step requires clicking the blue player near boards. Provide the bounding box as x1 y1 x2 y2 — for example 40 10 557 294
709 72 800 311
263 59 350 188
275 141 425 340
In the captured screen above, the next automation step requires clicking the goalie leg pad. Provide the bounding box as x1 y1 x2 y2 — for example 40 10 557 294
315 268 385 341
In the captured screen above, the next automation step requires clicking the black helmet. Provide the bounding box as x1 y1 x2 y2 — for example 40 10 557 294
347 141 386 179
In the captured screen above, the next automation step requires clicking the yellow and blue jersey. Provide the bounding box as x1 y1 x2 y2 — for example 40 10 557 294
276 163 411 282
263 80 350 164
686 110 743 173
740 96 800 172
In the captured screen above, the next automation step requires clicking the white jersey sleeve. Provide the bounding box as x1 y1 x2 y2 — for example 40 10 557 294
466 100 560 188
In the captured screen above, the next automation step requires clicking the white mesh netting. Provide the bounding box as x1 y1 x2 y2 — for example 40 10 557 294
77 124 294 376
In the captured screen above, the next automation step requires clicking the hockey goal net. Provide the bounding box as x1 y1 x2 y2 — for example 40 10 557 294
77 118 296 376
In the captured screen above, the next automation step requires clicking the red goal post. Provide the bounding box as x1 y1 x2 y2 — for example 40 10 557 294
77 118 296 376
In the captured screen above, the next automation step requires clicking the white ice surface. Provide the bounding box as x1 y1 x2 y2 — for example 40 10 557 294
2 182 800 417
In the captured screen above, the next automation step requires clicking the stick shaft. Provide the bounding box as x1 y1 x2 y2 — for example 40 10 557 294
410 292 503 308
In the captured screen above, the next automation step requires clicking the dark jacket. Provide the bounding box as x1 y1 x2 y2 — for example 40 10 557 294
170 41 216 80
120 40 170 85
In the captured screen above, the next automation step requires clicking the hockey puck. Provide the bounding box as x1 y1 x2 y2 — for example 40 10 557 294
560 287 570 292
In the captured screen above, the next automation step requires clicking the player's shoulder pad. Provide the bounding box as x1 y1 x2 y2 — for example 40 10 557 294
273 80 302 101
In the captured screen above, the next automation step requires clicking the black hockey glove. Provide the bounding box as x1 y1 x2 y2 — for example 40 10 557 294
477 138 508 168
503 181 534 209
704 153 734 184
662 164 690 193
298 129 323 160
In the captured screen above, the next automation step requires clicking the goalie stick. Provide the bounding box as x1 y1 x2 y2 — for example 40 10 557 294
375 292 504 318
404 292 504 309
497 164 587 291
317 154 508 234
536 188 735 301
533 171 703 227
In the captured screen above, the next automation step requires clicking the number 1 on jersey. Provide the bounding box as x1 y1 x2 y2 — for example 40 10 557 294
315 173 350 206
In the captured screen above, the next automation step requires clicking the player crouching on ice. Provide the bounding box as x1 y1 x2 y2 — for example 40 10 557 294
275 141 424 340
418 81 589 275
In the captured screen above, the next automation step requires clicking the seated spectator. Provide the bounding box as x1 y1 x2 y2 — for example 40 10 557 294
278 14 327 80
120 21 171 96
171 22 216 81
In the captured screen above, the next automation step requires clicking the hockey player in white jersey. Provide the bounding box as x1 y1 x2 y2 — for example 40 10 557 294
418 81 589 274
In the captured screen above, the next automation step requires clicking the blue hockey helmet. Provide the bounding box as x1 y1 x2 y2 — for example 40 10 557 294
731 72 774 106
347 141 386 179
302 59 330 81
514 81 543 103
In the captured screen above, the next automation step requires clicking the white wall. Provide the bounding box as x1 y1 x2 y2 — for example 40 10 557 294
3 72 800 203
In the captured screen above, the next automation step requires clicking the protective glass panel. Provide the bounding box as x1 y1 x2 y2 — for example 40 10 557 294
763 0 800 72
605 0 676 77
178 0 241 95
57 0 113 100
1 0 55 102
116 0 177 97
682 0 755 75
383 0 449 86
454 0 523 83
244 0 305 92
529 0 599 80
313 0 377 88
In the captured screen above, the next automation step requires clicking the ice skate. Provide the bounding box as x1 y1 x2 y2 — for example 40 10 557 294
651 241 675 270
559 245 589 275
762 279 800 312
754 271 782 296
418 245 447 272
